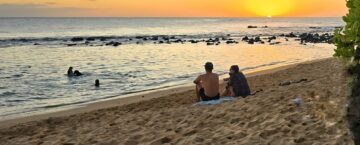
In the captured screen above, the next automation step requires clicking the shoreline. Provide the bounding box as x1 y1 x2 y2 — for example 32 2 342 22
0 57 329 128
1 57 353 144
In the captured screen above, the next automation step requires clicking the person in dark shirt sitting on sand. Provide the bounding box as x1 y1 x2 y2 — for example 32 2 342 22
222 65 251 98
194 62 220 102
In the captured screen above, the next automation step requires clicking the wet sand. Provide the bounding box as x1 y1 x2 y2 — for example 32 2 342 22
0 58 354 145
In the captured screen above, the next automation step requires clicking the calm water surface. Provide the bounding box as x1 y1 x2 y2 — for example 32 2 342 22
0 18 341 120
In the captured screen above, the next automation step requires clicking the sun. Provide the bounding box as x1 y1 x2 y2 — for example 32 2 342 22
240 0 295 17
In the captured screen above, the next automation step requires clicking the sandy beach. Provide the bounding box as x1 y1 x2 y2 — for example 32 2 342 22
0 58 354 145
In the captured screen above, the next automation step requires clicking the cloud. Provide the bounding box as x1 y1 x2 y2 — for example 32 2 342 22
0 3 93 17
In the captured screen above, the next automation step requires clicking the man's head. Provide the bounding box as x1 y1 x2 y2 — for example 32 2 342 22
230 65 240 74
204 62 214 72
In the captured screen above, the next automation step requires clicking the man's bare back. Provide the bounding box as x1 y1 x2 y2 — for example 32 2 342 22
195 73 220 97
194 62 220 102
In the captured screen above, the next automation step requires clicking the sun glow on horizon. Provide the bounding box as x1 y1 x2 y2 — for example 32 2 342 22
0 0 348 17
240 0 295 17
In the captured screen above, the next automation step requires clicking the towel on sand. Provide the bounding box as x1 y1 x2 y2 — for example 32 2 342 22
193 97 236 106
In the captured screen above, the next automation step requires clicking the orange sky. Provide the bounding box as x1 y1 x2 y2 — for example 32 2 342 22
0 0 348 17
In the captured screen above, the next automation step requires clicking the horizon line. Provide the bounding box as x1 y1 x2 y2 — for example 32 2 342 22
0 16 343 19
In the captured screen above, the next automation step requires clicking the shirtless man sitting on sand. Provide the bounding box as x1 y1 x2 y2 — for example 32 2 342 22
194 62 220 102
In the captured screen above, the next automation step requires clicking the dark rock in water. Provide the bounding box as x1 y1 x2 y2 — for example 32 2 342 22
268 36 277 43
86 38 95 41
226 40 238 44
113 42 121 47
100 38 107 41
247 25 258 28
67 44 77 47
136 41 141 44
270 42 281 45
269 36 276 40
314 33 320 37
143 37 148 41
170 36 176 39
260 41 265 44
298 33 333 44
207 42 214 45
135 36 143 39
227 34 231 37
71 37 84 42
151 36 159 41
205 38 214 43
163 37 170 41
285 32 297 38
158 41 164 44
248 39 255 44
279 34 285 37
106 41 122 47
254 36 261 42
18 39 28 42
242 36 249 41
33 43 40 45
189 40 198 44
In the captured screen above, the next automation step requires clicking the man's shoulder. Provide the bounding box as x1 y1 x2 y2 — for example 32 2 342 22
211 73 219 78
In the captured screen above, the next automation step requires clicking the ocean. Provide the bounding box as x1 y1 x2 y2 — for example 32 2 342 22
0 17 343 120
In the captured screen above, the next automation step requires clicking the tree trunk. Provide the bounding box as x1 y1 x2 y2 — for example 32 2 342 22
348 74 360 144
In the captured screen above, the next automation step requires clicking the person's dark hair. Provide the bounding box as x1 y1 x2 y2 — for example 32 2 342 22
204 62 214 71
230 65 240 73
95 79 100 87
74 70 83 76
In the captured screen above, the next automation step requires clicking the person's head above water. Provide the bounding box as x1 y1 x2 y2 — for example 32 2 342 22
95 79 100 87
67 67 74 76
204 62 214 72
230 65 240 74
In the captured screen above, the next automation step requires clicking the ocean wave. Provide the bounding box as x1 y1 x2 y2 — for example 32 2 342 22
0 91 16 97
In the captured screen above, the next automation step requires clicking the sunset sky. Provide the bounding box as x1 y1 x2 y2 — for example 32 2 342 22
0 0 348 17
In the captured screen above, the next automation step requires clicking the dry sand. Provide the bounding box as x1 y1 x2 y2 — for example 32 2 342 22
0 58 354 145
